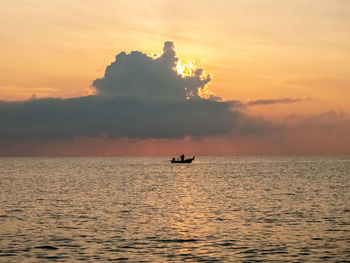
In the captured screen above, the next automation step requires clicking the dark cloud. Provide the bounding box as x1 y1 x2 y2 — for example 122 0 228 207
0 42 270 141
296 110 350 130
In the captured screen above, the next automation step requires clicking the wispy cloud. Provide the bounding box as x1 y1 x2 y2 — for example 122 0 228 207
246 98 303 106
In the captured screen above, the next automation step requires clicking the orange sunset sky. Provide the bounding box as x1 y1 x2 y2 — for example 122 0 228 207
1 0 350 156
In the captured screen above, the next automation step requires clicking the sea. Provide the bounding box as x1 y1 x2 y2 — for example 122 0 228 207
0 156 349 262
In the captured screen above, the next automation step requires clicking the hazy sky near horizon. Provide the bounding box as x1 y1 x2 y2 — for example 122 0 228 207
1 0 350 155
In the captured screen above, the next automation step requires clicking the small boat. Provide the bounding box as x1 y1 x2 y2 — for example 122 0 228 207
171 155 195 163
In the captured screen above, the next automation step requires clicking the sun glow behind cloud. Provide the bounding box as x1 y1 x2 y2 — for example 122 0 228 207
150 49 216 100
154 50 201 78
175 58 217 100
176 59 197 77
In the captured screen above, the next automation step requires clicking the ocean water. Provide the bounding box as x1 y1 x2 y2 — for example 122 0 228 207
0 157 349 262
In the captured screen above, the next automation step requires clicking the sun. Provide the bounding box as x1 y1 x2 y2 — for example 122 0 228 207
151 49 216 100
176 59 197 77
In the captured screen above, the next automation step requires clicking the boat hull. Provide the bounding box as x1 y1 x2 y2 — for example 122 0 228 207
170 157 195 163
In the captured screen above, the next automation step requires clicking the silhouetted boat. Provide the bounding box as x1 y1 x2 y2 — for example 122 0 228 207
171 156 195 163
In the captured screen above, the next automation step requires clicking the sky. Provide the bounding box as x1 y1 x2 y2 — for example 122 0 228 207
1 0 350 156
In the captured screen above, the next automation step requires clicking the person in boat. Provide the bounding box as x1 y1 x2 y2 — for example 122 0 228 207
180 154 185 161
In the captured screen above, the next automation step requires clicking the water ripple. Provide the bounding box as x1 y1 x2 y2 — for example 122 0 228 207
0 156 349 262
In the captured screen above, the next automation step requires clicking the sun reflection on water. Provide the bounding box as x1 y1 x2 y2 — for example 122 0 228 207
1 157 349 262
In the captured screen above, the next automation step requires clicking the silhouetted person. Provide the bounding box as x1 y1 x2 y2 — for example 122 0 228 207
180 154 185 161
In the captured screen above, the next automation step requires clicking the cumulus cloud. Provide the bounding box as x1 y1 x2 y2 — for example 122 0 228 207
0 42 269 141
92 41 210 101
